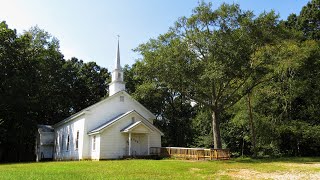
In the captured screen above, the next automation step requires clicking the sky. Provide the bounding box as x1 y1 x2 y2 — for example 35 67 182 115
0 0 310 71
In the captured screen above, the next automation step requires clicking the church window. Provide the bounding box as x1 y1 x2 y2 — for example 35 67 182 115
67 134 70 151
61 134 64 151
118 72 121 79
120 96 124 102
75 131 79 150
93 136 96 150
55 136 58 153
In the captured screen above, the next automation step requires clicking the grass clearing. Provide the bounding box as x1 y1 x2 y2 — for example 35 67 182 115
0 157 319 179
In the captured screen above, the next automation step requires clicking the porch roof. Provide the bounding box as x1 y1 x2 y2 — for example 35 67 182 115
121 121 153 133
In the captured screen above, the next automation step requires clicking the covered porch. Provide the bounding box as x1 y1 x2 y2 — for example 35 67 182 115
121 121 153 156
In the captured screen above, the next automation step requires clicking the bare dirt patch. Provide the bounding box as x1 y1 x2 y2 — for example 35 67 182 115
220 169 320 180
189 168 201 172
283 162 320 168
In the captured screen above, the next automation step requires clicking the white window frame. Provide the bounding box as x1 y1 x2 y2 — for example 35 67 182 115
75 131 79 150
92 136 96 151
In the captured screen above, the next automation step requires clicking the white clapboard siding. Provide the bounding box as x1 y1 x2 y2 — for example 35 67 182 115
98 113 161 159
54 117 85 160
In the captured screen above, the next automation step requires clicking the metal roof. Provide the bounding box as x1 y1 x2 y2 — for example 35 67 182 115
37 125 54 133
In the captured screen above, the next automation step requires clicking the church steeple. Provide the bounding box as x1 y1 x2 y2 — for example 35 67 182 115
115 37 121 69
109 37 125 96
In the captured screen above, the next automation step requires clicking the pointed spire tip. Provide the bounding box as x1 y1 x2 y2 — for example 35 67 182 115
116 35 121 69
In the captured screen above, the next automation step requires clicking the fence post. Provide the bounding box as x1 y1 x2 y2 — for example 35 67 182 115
196 150 199 160
214 149 217 159
217 149 219 159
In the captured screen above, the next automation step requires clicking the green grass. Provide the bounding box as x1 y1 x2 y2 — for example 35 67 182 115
0 157 320 179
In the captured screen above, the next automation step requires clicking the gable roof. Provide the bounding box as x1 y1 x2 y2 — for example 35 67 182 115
53 90 156 128
87 110 163 136
120 121 153 133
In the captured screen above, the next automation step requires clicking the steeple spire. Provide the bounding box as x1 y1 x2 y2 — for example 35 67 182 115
109 36 125 96
116 35 121 69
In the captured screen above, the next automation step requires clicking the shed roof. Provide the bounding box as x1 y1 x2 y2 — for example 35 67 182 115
37 125 54 133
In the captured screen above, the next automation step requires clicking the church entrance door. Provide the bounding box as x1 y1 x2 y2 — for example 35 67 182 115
131 134 141 155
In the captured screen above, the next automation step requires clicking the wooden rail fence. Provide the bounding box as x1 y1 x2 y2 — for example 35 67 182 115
150 147 230 160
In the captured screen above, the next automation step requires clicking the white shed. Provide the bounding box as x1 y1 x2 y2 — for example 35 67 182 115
35 125 54 161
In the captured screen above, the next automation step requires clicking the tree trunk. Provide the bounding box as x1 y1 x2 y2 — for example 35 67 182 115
212 110 222 149
247 93 257 157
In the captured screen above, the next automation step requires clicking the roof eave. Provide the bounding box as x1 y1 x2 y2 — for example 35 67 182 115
53 111 86 128
88 131 100 136
53 91 126 128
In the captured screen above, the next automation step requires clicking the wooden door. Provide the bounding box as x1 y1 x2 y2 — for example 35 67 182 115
131 135 141 155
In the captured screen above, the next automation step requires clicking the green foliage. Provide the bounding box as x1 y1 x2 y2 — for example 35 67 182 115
278 121 320 156
225 39 320 157
192 109 213 148
285 0 320 40
298 0 320 40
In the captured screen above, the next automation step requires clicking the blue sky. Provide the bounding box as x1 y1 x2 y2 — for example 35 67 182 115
0 0 309 71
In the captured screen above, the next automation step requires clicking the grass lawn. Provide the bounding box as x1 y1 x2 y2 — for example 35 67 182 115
0 157 319 179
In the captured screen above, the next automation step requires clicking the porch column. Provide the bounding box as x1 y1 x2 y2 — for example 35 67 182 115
147 134 150 155
128 132 132 156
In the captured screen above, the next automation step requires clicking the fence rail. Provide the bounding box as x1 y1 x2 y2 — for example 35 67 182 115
150 147 230 160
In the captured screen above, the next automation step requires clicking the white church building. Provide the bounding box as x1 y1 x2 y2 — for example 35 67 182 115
35 41 163 161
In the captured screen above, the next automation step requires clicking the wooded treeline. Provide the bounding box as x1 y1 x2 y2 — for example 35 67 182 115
0 0 319 161
0 25 110 161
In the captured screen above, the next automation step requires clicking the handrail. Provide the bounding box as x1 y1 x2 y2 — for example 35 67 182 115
150 147 230 160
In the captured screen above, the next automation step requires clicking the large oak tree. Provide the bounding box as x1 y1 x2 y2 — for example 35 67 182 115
135 2 288 148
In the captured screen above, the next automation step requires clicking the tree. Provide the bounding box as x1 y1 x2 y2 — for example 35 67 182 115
298 0 320 40
285 0 320 40
0 21 39 161
135 2 286 149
